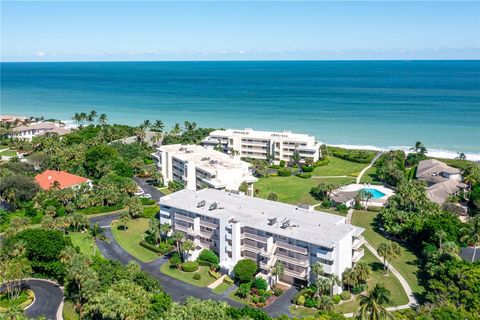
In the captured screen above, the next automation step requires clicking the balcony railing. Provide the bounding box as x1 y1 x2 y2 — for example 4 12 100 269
174 214 195 223
316 249 334 261
241 232 268 243
352 237 365 250
199 219 218 229
352 249 365 262
283 268 308 280
276 241 308 255
241 244 263 254
276 252 309 267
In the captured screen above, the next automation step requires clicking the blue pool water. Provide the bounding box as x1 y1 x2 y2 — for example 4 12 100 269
361 188 386 199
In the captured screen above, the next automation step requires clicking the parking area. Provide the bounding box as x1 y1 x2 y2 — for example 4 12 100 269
133 176 164 201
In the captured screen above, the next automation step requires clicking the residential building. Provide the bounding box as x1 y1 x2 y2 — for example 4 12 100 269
202 128 320 164
416 159 466 204
9 122 71 140
159 188 364 292
154 144 257 195
34 170 92 190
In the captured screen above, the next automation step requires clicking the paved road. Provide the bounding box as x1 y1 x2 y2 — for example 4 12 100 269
0 279 63 320
133 176 164 201
90 214 245 306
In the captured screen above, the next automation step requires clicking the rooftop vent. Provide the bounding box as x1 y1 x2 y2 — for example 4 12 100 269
209 202 218 211
197 200 206 208
280 219 291 229
268 218 277 226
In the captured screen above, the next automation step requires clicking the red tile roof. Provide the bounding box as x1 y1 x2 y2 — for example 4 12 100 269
35 170 90 190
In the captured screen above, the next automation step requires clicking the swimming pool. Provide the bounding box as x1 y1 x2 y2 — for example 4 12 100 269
361 188 386 199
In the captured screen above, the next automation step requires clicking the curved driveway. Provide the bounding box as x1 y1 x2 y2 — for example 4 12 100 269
0 279 64 320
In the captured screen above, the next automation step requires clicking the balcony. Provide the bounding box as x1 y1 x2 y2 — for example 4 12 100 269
174 224 195 236
316 249 334 261
283 268 308 280
276 241 308 255
241 232 268 243
276 252 309 267
241 244 262 254
352 236 365 250
199 219 218 229
225 233 232 240
174 214 195 223
352 249 365 262
321 263 334 274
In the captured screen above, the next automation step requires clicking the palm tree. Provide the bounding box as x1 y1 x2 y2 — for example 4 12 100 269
172 231 184 254
460 215 480 262
355 284 392 320
170 123 182 136
353 261 371 284
181 239 195 261
87 110 97 124
317 295 334 312
436 229 447 248
315 277 331 298
327 274 341 296
342 268 357 291
160 223 171 243
90 223 108 256
118 211 131 231
311 261 324 278
439 241 459 258
142 120 151 129
271 261 285 284
455 152 467 161
152 119 164 132
98 113 108 126
377 243 400 274
411 141 427 155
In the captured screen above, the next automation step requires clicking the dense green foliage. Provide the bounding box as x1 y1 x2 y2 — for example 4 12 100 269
375 150 405 186
233 259 258 283
198 249 220 265
327 147 376 164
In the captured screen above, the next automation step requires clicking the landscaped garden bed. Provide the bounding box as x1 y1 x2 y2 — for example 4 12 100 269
160 261 216 287
0 289 35 311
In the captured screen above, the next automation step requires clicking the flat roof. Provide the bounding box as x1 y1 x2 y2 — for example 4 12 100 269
158 144 254 172
209 128 318 142
160 189 363 247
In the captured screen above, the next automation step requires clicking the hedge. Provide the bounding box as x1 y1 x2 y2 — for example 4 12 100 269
139 240 173 255
209 269 221 279
301 165 314 172
141 198 156 205
328 147 376 164
367 206 383 212
277 168 292 177
198 249 220 264
181 261 199 272
296 173 312 179
197 259 219 270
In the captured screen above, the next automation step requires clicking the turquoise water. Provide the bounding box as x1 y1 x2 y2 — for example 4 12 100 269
1 60 479 156
361 188 386 199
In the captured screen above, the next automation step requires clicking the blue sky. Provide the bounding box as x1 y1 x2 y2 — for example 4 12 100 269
1 1 479 61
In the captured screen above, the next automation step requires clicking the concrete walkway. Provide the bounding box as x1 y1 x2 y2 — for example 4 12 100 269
207 275 226 289
356 151 385 184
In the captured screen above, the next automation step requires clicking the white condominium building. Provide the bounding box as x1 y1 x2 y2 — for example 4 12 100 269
154 144 257 194
159 189 364 292
202 128 321 164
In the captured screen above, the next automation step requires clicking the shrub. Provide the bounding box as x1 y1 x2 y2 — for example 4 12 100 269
140 198 156 205
223 276 234 284
198 249 220 264
296 295 305 306
328 147 376 164
296 173 312 179
367 206 382 212
142 205 159 218
236 283 251 298
169 253 181 269
315 158 330 167
269 165 280 169
301 165 314 172
197 259 218 270
279 160 286 168
273 287 283 297
209 269 221 279
332 295 341 304
304 297 316 308
252 277 268 291
352 284 367 295
181 261 199 272
140 241 173 255
340 291 351 301
336 204 349 214
277 168 292 177
321 200 333 208
233 259 258 283
193 273 201 280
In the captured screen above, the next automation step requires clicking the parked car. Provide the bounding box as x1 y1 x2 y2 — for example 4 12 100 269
140 193 152 199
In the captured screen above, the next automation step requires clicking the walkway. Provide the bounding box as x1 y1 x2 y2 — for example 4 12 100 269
356 151 384 184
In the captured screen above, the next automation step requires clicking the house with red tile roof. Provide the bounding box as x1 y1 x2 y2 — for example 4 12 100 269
35 170 92 190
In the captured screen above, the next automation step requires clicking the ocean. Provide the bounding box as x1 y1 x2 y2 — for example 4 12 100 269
1 60 479 159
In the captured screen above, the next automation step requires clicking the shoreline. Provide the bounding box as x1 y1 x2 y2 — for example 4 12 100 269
330 144 480 162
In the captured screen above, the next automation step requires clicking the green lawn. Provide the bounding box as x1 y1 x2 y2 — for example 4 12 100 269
351 210 424 296
315 206 348 217
359 166 381 184
160 261 216 287
158 187 173 195
255 176 354 205
228 290 248 304
289 305 318 317
111 218 159 262
63 301 80 320
0 150 17 157
334 247 409 313
212 282 232 294
313 157 368 177
68 232 103 259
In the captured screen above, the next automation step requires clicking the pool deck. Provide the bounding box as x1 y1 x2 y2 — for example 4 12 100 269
334 183 394 206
